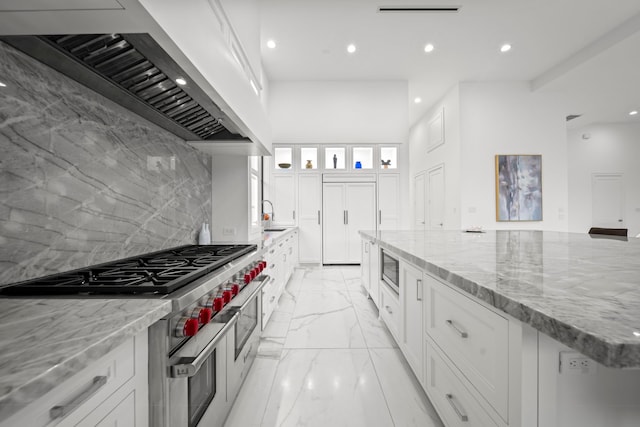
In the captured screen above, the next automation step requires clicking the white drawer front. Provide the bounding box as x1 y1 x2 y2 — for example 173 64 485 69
425 340 499 427
425 275 509 421
379 283 401 342
3 337 136 427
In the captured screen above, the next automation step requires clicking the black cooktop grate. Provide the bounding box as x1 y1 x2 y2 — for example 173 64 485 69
0 244 256 296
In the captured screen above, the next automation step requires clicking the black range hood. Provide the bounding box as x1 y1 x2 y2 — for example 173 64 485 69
1 33 247 142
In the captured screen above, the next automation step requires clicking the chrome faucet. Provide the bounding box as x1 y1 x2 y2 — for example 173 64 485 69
262 199 274 221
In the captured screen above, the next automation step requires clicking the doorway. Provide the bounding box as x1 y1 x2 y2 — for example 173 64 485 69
592 173 625 228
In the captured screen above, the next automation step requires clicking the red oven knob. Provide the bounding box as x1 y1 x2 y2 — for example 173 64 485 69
231 283 240 296
250 267 257 280
214 296 224 311
175 317 200 337
190 307 212 324
261 261 267 270
244 272 251 284
223 289 232 303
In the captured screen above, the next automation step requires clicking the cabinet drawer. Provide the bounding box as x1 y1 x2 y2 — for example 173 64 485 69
425 275 508 421
379 282 401 342
3 337 135 427
425 340 498 427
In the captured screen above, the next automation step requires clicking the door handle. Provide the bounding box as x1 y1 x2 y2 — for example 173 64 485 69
379 210 382 225
343 210 346 225
416 279 422 301
445 393 469 422
293 210 296 220
50 376 108 420
346 210 349 224
318 210 321 225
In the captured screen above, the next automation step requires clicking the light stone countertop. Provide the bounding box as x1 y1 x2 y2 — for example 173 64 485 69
0 298 172 419
360 229 640 368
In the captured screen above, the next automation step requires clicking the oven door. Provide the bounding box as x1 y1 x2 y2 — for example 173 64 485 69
167 315 237 427
381 249 399 294
227 286 262 402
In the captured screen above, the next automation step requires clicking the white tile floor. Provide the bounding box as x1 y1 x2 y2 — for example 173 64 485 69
224 266 444 427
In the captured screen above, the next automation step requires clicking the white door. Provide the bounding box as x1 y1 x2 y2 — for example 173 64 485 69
592 174 625 228
322 183 347 263
414 172 426 229
428 166 445 230
346 182 377 263
298 175 322 263
272 174 296 226
378 174 400 230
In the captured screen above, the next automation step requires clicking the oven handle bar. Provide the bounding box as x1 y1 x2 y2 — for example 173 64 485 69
231 274 270 312
170 312 239 378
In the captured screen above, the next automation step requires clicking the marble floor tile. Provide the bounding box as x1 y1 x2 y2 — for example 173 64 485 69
224 266 444 427
224 357 280 427
370 348 444 427
260 349 395 427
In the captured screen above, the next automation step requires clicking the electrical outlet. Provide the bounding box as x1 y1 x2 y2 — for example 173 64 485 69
559 351 596 375
222 227 236 236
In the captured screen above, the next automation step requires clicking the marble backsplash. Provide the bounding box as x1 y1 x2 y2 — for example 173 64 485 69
0 41 212 285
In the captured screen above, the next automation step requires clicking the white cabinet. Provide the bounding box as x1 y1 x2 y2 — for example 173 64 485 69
322 182 376 264
2 331 148 427
379 281 401 342
271 174 296 226
378 174 400 230
361 239 380 307
425 274 509 423
262 231 298 329
297 174 322 263
400 260 424 382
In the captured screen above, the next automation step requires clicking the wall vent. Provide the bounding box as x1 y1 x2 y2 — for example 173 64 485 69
378 6 460 13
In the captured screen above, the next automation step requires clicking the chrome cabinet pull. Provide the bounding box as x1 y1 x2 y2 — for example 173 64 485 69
50 376 108 420
293 210 296 220
346 210 348 224
385 305 393 314
445 393 469 422
379 210 382 225
317 210 321 225
270 295 276 303
416 279 422 301
446 319 468 338
343 210 346 225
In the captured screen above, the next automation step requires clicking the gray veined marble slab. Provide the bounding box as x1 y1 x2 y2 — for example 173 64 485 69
0 298 172 420
360 229 640 368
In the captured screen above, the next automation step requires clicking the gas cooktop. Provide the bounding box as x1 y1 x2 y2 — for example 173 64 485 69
0 244 257 296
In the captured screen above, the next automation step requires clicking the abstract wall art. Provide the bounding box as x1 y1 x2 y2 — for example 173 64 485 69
495 155 542 221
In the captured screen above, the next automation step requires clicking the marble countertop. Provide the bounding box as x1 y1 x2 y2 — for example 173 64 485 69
360 230 640 368
0 298 172 419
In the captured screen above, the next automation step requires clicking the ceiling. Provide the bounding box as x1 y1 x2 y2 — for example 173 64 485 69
259 0 640 127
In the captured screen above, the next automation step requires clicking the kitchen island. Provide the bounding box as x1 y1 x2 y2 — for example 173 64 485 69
360 229 640 427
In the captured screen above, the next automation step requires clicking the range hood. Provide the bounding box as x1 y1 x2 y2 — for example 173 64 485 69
1 33 247 142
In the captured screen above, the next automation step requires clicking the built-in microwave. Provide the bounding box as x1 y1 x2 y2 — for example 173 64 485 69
381 249 399 294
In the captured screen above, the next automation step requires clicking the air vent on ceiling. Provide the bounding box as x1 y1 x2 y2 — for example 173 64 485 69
566 114 583 122
378 6 460 13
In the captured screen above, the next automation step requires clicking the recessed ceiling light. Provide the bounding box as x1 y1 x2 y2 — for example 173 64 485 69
629 110 638 116
424 43 435 53
347 44 357 54
634 331 640 337
414 97 422 104
500 44 512 53
175 78 187 86
0 81 6 87
267 39 276 49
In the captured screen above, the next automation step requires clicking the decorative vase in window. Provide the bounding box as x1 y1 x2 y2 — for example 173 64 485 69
333 154 337 169
306 160 313 169
381 159 391 169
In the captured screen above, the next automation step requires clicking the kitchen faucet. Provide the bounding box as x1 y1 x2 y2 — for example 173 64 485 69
262 199 274 221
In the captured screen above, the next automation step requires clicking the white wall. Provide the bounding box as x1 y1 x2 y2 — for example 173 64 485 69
268 81 408 144
567 123 640 237
458 82 569 231
409 85 462 230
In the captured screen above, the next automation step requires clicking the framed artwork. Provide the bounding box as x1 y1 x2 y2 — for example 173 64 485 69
495 155 542 221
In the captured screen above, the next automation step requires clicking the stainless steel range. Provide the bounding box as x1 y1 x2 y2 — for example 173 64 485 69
0 244 269 427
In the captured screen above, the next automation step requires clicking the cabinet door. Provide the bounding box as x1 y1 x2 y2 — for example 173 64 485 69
322 183 347 263
401 261 424 381
297 174 322 263
361 240 371 291
369 241 380 307
378 174 400 230
414 172 426 229
345 182 376 263
272 174 296 226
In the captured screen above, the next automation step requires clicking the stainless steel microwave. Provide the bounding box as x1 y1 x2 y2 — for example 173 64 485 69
381 249 399 294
